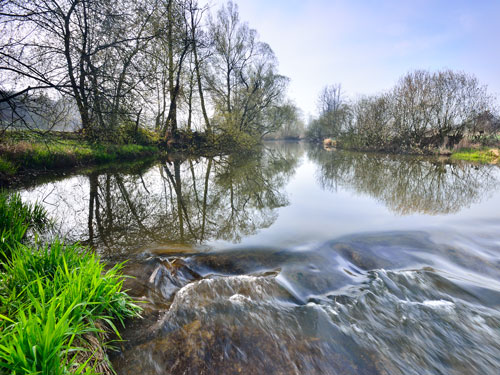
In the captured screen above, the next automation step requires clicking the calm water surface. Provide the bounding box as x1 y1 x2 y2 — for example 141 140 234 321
19 142 500 374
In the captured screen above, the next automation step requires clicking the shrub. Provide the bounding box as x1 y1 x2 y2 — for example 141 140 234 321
0 157 16 176
118 122 158 145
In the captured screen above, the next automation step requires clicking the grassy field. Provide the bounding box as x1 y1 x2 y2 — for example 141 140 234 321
0 131 159 178
451 147 500 164
0 192 141 374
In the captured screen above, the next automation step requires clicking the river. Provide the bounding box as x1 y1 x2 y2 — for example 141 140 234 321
18 142 500 374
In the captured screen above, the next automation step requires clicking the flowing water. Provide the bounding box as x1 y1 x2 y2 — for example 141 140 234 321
18 142 500 374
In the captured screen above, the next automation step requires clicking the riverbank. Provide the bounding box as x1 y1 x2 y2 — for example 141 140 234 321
320 137 500 165
0 191 141 374
0 132 159 184
0 130 262 186
451 147 500 164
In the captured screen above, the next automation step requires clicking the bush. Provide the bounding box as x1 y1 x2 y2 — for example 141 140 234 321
0 157 16 176
118 122 158 145
214 129 260 152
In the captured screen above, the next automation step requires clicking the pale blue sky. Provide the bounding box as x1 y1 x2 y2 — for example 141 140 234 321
212 0 500 116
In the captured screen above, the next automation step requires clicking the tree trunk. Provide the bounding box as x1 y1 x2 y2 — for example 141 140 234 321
190 5 211 132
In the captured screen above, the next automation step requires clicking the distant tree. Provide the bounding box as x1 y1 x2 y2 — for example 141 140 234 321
311 70 496 151
264 102 304 139
348 94 393 149
306 84 347 141
207 1 288 138
317 84 345 137
392 70 493 148
0 91 79 136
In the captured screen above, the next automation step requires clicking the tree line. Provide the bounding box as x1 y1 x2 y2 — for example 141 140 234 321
0 0 297 144
307 70 499 152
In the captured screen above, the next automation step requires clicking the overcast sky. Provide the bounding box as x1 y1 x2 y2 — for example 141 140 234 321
211 0 500 117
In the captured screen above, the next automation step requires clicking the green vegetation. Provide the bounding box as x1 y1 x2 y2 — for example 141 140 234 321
0 157 16 176
0 132 158 179
0 191 141 374
0 192 49 262
451 148 500 164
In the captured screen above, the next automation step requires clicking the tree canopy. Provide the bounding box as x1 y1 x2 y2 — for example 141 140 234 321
0 0 295 143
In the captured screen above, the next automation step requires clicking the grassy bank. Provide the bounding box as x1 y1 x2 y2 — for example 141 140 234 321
0 130 260 183
0 192 141 374
0 139 157 175
319 135 500 165
0 131 159 181
451 148 500 164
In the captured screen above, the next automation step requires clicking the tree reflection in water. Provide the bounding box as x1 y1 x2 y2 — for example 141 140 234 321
308 146 498 215
21 144 302 255
19 143 498 256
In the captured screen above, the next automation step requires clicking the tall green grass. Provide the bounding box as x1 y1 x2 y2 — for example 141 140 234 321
0 192 50 263
0 192 141 374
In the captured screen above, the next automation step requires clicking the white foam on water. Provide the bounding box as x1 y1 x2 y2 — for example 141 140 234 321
229 293 252 304
422 300 455 309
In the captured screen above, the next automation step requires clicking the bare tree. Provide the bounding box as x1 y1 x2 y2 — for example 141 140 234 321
207 1 288 138
311 70 496 151
0 0 160 139
188 0 212 132
392 70 493 148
